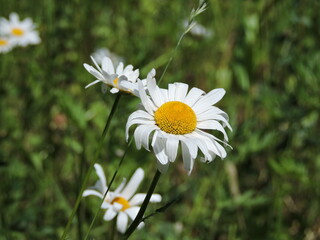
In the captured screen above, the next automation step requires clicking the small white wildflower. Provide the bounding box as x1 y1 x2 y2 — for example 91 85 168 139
84 56 141 96
83 164 162 233
0 13 41 47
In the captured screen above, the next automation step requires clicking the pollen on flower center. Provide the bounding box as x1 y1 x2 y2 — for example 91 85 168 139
154 101 197 135
12 28 24 36
113 77 119 87
111 197 130 211
0 39 8 45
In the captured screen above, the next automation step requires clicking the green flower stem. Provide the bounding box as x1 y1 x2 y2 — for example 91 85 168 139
84 135 134 240
60 93 122 240
124 169 162 239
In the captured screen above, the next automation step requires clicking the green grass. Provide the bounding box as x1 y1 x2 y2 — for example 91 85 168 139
1 0 320 239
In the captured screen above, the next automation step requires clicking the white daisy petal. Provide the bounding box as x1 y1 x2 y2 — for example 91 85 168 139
110 88 120 94
151 132 165 155
120 168 144 199
129 193 162 206
138 222 145 229
83 64 105 81
82 189 103 198
113 202 123 211
127 110 154 122
146 68 156 81
126 118 155 141
204 113 232 130
188 132 211 160
123 65 134 74
116 62 124 75
120 81 136 92
195 130 227 158
101 201 112 209
103 208 117 221
211 141 227 158
10 13 19 23
134 125 158 151
129 194 145 206
150 193 162 202
114 178 127 194
117 212 128 234
147 73 164 107
126 118 155 129
181 137 198 159
102 57 115 74
130 69 140 82
197 106 229 121
196 129 232 149
181 141 195 175
125 206 140 220
204 141 223 159
112 201 123 212
90 56 103 72
174 83 189 102
197 120 229 141
193 88 226 114
152 133 169 171
165 137 179 162
93 164 107 191
137 80 156 114
160 88 169 102
168 83 176 101
205 88 226 105
184 87 205 107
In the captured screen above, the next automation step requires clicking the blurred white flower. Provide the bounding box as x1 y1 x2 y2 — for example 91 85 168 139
0 36 14 53
83 164 162 233
0 13 40 47
92 48 123 66
126 69 232 174
183 19 213 38
84 56 141 96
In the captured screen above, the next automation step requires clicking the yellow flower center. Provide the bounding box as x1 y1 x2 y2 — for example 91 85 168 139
111 197 130 211
113 77 119 87
12 28 24 36
0 39 8 45
154 101 197 135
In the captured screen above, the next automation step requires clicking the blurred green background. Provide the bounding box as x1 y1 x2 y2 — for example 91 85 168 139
1 0 319 239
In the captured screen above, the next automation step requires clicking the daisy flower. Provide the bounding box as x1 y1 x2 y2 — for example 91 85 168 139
83 56 140 95
92 47 123 66
0 36 14 53
126 69 232 174
83 164 162 233
0 13 41 47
